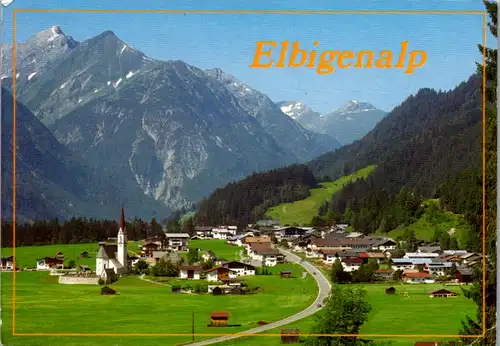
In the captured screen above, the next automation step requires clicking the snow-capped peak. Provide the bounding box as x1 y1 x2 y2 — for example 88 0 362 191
279 101 308 119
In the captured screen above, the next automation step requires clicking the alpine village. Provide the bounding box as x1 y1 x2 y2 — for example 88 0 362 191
0 2 497 346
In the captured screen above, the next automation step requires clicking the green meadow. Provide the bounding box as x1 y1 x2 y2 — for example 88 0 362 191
0 241 317 346
265 165 376 226
217 283 477 346
387 199 469 245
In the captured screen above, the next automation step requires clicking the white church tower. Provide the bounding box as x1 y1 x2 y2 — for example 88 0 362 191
117 207 128 269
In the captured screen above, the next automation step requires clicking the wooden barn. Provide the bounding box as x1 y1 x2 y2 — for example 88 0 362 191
385 287 396 295
281 328 300 344
209 312 230 327
100 286 116 295
428 289 458 298
280 271 292 278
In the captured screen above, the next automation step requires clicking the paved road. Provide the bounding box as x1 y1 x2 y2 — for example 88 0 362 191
183 248 332 346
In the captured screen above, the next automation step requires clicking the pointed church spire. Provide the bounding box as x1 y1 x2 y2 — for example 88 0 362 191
120 206 125 231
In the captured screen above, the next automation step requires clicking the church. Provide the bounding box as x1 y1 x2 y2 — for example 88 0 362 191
96 208 129 277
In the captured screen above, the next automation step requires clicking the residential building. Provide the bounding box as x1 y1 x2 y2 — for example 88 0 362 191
404 252 440 259
205 266 238 282
403 272 435 284
275 226 309 240
370 238 397 252
320 249 339 265
201 250 217 262
227 234 246 247
36 257 64 270
179 265 203 280
374 269 394 280
426 261 454 276
1 256 13 271
391 259 414 271
243 236 272 250
212 226 238 240
249 245 284 266
164 233 190 251
222 261 256 276
342 257 363 272
417 246 442 254
141 242 160 257
195 226 214 238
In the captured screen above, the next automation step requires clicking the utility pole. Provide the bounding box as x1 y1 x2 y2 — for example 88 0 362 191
191 310 195 342
496 2 500 346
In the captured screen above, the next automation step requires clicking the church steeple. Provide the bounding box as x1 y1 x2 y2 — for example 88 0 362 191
119 206 125 233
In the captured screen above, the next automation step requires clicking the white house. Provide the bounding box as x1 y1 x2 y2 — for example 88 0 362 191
341 257 363 272
96 208 129 277
201 250 217 262
404 272 435 284
222 261 256 276
370 239 397 252
426 261 454 276
179 265 203 280
227 234 246 247
212 226 238 240
36 257 64 271
249 246 283 267
164 233 190 251
1 256 14 271
205 266 238 282
319 249 338 264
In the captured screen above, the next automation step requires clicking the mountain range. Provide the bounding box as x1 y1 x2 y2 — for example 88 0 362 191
277 100 388 145
1 26 343 221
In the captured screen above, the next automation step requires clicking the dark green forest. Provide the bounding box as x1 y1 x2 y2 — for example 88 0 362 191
194 164 317 227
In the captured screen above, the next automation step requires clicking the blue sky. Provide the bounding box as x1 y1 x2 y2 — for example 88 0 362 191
1 0 494 113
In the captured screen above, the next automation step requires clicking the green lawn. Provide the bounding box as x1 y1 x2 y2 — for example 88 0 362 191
217 283 476 346
387 199 469 245
2 262 317 346
1 242 141 270
265 165 376 226
189 240 243 261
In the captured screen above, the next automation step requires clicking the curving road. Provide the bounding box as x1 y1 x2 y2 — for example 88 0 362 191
183 248 332 346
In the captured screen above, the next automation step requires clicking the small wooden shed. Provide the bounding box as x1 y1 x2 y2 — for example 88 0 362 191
172 285 181 293
281 328 300 344
280 271 292 278
209 312 230 327
385 287 396 295
100 286 116 295
80 251 89 258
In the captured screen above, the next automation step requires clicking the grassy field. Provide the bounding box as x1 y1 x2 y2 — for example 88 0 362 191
1 241 141 270
387 199 469 245
265 165 376 226
1 241 316 346
216 283 476 346
1 262 316 346
189 240 243 261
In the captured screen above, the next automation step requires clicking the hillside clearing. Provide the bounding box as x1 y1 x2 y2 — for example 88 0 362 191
265 165 376 226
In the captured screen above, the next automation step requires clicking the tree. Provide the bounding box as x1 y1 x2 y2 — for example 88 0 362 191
439 232 451 250
448 237 459 250
460 1 497 344
165 260 180 277
133 259 149 275
187 248 199 265
150 259 168 276
392 270 403 282
182 217 195 236
331 258 346 284
67 260 76 268
306 286 372 346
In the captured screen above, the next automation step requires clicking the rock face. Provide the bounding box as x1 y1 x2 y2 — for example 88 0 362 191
278 100 388 145
2 26 341 216
1 88 167 222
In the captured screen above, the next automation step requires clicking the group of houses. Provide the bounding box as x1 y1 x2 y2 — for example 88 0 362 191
178 260 257 283
284 228 480 284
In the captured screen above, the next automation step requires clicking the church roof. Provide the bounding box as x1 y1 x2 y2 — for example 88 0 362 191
96 243 117 259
